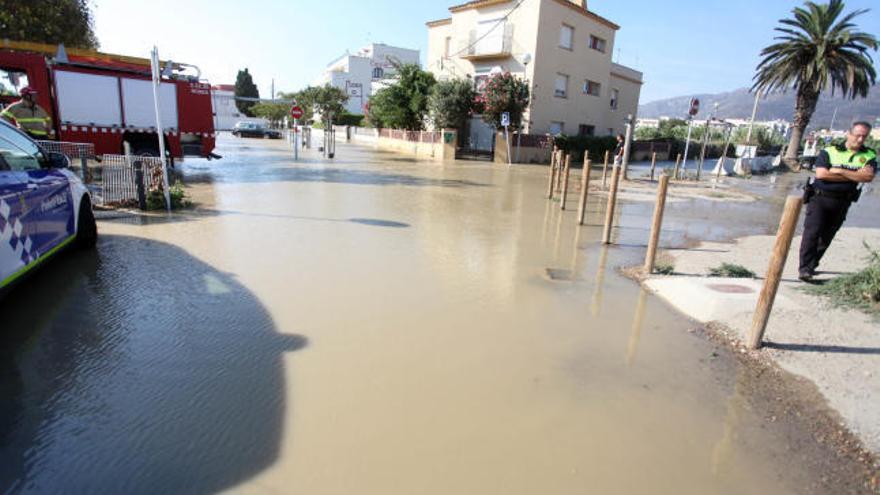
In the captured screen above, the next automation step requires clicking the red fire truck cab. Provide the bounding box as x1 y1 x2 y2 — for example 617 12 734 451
0 40 217 160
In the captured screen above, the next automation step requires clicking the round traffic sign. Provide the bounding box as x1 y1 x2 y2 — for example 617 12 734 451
290 105 304 119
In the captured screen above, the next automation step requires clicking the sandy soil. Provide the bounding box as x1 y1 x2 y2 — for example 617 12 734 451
637 222 880 485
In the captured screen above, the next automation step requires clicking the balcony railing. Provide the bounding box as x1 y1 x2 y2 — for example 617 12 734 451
459 23 513 60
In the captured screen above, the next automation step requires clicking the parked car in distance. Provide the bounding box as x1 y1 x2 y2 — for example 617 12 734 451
232 122 282 139
0 119 97 296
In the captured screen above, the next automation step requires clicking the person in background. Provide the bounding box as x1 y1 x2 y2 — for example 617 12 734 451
612 134 625 166
1 86 53 139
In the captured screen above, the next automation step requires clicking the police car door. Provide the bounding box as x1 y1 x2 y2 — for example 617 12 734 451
0 128 37 284
0 125 74 279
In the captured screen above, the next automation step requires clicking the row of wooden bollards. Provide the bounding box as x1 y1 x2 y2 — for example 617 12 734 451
547 149 641 248
544 148 804 350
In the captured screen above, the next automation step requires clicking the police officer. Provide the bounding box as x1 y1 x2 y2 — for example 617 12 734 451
0 86 53 139
798 121 876 282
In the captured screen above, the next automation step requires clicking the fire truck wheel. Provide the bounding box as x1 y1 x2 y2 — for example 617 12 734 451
131 145 160 157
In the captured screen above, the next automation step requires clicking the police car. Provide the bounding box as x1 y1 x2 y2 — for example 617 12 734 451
0 119 96 295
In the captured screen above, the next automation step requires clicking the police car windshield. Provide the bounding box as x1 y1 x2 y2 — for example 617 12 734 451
0 121 43 171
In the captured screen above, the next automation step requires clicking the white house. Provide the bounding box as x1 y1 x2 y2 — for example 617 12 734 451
313 43 420 115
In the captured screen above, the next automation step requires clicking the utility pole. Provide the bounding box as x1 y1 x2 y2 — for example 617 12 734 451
829 106 839 131
271 78 275 102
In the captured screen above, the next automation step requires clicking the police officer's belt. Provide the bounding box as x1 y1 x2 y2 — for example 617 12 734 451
814 188 857 200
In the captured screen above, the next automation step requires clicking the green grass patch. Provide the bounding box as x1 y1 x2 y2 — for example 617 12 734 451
805 243 880 317
654 262 675 275
708 263 755 278
146 181 192 210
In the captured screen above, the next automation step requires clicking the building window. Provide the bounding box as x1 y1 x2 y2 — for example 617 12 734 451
608 128 614 136
610 88 619 109
583 79 601 96
559 24 574 50
555 73 569 98
578 125 595 136
549 121 565 135
444 36 452 57
372 67 384 79
589 35 607 53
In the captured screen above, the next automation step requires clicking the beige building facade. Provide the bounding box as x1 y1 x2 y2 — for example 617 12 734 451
427 0 642 137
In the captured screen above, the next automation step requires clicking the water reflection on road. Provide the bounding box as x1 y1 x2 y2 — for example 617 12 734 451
0 135 863 494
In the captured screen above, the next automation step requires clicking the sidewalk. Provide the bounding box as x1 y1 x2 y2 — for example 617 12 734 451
643 226 880 453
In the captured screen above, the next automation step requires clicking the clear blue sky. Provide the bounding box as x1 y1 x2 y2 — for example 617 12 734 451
92 0 880 104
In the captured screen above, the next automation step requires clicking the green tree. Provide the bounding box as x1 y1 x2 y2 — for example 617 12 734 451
300 85 347 125
235 68 260 117
634 127 661 140
250 102 291 127
0 0 98 49
752 0 877 169
366 63 435 130
428 79 477 131
287 85 347 125
479 72 530 130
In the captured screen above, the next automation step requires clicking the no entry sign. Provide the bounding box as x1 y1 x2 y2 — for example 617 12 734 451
290 105 304 120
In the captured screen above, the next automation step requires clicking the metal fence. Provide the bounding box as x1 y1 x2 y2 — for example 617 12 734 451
34 140 166 207
36 140 96 180
94 154 164 206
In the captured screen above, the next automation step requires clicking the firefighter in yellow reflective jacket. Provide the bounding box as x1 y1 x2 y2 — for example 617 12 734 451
1 86 53 139
798 121 876 282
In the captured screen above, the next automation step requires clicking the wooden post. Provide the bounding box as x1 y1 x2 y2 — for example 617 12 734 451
560 154 572 210
601 166 621 244
577 158 592 225
644 175 670 273
673 153 682 180
649 152 657 181
546 153 557 199
601 149 610 189
747 196 803 349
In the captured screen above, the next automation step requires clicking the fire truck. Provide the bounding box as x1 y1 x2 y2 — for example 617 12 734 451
0 40 217 160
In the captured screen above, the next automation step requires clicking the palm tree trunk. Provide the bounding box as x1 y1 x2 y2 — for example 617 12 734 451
784 87 819 170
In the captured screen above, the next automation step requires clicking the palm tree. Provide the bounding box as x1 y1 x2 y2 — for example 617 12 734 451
752 0 877 169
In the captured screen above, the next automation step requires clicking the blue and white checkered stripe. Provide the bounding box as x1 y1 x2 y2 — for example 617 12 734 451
0 198 37 266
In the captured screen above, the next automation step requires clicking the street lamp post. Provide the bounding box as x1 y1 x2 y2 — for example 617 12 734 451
622 113 634 180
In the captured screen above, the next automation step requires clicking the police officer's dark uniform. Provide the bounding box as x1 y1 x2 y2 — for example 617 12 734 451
798 143 876 280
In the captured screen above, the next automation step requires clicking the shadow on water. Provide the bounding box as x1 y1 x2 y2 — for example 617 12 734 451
0 235 306 494
97 209 411 229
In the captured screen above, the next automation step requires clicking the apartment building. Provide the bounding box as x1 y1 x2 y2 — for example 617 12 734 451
313 43 420 115
426 0 642 137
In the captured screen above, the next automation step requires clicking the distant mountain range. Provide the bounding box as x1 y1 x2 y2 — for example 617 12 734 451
638 86 880 130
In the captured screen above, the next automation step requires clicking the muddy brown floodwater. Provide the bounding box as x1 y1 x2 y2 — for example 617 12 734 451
0 134 873 494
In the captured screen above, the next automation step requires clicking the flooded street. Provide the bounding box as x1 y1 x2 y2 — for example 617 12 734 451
0 135 870 493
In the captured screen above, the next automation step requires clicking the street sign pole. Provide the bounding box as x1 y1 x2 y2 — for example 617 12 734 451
681 97 700 177
289 105 304 161
505 125 512 166
150 46 171 211
681 118 693 176
501 112 512 166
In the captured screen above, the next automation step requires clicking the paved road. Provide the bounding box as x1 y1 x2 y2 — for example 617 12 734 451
0 134 869 494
